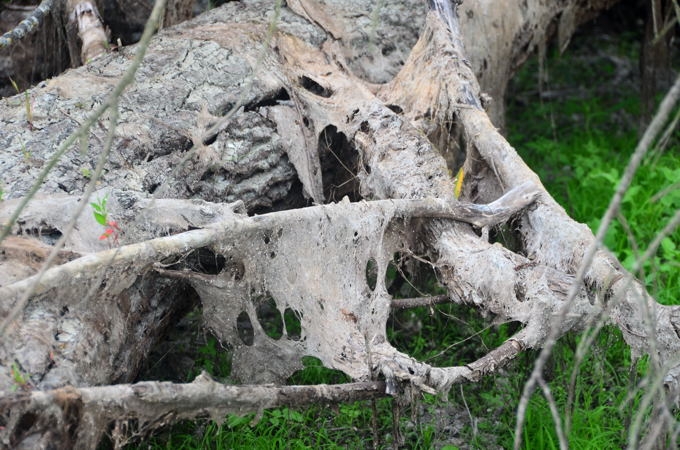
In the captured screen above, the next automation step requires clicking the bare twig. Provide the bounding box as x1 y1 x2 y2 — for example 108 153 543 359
0 0 54 49
538 377 568 450
390 294 450 309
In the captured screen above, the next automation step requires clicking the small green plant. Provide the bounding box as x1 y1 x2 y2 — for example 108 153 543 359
91 195 108 225
19 139 31 162
81 167 92 179
9 77 33 128
266 408 304 427
91 195 120 245
10 362 31 391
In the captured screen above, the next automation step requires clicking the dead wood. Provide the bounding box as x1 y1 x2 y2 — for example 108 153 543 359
1 0 677 448
66 0 109 65
1 375 386 449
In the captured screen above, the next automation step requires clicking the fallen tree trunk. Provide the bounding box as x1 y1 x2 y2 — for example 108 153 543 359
2 0 678 448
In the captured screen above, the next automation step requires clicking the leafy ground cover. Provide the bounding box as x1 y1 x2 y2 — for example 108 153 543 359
130 19 679 450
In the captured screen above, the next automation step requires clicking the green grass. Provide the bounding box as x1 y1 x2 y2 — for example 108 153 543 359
507 45 680 307
130 30 679 450
498 31 680 449
144 407 373 449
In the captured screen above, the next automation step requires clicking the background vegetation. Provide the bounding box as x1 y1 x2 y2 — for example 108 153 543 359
127 13 679 450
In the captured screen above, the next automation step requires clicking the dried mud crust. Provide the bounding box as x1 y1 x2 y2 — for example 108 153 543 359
3 1 679 448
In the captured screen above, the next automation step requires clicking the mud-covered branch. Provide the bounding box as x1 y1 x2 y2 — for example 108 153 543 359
1 375 386 449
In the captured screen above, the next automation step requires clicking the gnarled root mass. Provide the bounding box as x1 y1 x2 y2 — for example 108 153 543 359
1 0 678 448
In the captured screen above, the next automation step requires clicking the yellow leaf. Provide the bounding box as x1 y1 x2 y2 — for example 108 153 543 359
454 167 465 199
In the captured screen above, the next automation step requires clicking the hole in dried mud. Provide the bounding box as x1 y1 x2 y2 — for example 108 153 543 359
237 311 254 346
386 252 442 299
300 75 332 97
146 182 160 194
19 226 62 246
202 133 218 146
489 218 526 255
283 307 302 341
366 258 378 291
255 294 283 340
244 87 291 111
388 302 519 367
386 104 403 114
13 412 37 442
318 125 361 202
382 43 396 56
428 114 467 177
186 247 226 275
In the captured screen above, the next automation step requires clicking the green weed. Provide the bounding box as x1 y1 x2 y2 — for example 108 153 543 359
9 77 32 127
91 194 121 244
10 362 31 391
